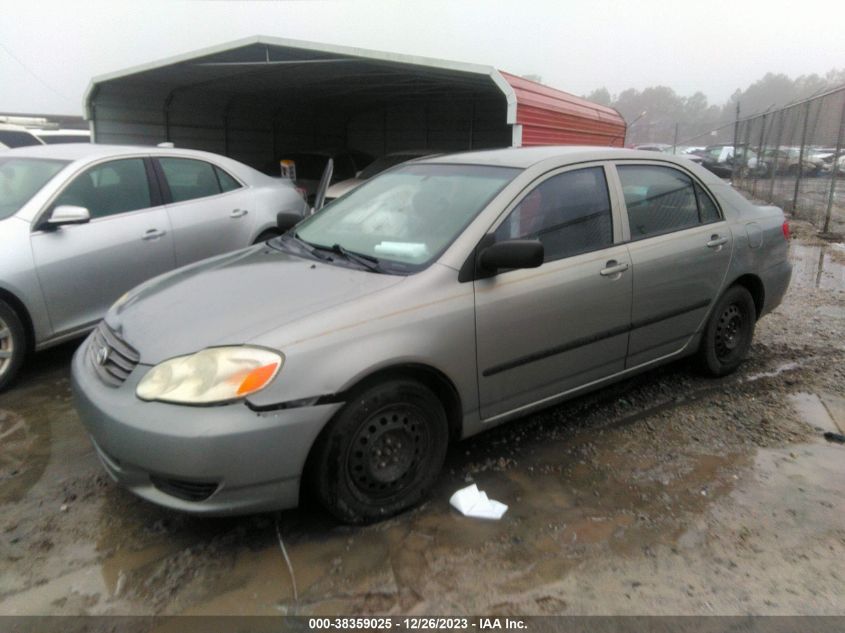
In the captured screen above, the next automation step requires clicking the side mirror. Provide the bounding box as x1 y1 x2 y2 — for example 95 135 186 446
277 212 301 232
478 240 544 273
47 205 90 228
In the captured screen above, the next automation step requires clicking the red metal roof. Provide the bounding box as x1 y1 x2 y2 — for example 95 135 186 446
500 72 626 147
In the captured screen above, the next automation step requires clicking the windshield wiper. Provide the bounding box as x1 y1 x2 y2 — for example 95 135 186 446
273 232 333 261
329 243 385 273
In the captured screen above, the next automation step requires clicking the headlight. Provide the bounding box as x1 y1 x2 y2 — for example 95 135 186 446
136 347 283 405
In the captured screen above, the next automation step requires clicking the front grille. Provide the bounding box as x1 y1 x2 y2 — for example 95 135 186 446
88 321 140 387
150 476 219 502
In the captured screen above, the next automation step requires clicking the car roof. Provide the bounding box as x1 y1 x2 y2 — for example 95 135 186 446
1 143 229 162
418 145 700 169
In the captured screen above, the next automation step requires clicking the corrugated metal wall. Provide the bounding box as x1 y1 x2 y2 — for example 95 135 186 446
501 72 626 147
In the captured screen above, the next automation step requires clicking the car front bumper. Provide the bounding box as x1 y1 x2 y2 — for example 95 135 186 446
71 335 343 515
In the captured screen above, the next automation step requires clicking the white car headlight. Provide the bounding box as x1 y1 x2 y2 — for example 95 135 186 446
136 347 283 405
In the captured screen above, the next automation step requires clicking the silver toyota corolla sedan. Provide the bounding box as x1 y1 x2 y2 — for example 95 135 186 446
0 143 307 390
71 146 792 523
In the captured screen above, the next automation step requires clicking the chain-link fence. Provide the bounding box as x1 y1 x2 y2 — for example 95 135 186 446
732 85 845 234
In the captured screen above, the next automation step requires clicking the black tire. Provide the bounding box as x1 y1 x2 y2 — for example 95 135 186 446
0 300 26 392
308 379 449 524
697 286 756 377
253 230 280 244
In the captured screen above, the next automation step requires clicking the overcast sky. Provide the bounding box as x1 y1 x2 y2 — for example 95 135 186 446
2 0 843 117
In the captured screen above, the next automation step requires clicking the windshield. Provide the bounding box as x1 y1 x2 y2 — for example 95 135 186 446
295 163 519 271
0 157 69 220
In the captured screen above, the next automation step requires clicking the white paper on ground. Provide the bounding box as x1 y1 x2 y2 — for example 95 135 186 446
449 484 508 520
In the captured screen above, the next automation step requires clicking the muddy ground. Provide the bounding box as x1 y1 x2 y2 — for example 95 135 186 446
1 222 844 617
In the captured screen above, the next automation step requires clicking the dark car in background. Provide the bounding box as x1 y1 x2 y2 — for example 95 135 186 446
277 149 374 204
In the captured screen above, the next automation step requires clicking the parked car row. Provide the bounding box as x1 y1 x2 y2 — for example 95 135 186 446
42 145 790 523
0 123 90 151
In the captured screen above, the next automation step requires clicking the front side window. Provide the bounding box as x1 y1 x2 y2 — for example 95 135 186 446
618 165 701 240
295 163 519 271
53 158 151 219
494 166 613 262
158 158 221 203
0 157 68 220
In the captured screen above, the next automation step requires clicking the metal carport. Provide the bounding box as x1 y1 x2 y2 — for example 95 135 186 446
85 36 625 172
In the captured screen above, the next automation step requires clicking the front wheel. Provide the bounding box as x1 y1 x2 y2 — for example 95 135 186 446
0 300 26 392
697 286 756 377
308 379 449 524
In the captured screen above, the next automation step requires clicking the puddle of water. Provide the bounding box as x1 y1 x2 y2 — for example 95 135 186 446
0 409 50 503
142 420 750 615
789 243 845 290
789 392 840 434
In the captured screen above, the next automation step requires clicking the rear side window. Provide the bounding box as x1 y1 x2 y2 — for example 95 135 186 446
158 158 221 203
54 158 151 219
618 165 700 239
214 166 241 193
695 182 721 223
495 166 613 262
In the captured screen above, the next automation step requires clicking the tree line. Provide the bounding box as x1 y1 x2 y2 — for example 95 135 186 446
583 69 845 147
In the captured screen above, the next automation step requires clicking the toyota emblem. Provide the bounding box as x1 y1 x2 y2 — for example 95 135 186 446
96 346 110 366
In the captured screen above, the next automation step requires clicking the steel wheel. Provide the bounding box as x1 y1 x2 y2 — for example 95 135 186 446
697 285 756 377
347 403 431 500
714 304 744 360
309 379 449 524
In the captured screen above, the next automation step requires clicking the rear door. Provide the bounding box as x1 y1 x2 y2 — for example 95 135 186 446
30 156 175 336
474 164 632 420
154 157 255 266
614 162 732 368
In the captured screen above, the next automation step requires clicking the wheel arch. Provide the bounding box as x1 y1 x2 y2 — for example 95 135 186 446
333 363 464 442
729 273 765 320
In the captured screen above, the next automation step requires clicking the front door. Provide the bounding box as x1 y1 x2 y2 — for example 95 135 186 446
31 157 175 337
474 165 633 420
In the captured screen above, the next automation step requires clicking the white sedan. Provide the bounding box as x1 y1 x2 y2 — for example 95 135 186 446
0 143 306 390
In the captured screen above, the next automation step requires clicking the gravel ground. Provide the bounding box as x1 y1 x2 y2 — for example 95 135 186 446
1 222 844 617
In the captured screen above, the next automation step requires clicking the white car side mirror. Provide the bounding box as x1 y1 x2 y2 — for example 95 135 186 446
48 205 91 227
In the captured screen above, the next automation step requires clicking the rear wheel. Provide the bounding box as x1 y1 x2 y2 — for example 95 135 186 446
697 286 756 377
0 300 26 392
309 379 449 524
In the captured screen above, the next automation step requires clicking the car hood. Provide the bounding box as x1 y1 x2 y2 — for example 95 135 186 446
106 245 405 364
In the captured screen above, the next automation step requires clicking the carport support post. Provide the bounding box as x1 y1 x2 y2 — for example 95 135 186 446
792 101 811 214
823 93 845 234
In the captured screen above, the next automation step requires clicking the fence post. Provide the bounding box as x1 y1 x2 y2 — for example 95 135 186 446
823 94 845 234
767 110 786 203
792 101 811 214
752 113 768 197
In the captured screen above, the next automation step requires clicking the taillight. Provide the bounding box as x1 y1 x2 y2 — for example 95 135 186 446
295 187 307 201
782 221 790 240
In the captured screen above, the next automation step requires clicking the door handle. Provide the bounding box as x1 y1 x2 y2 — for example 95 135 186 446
706 235 728 248
230 208 249 218
142 228 166 241
600 260 629 277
